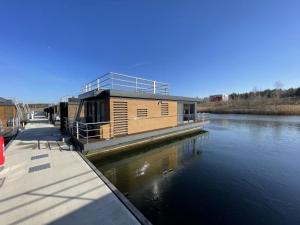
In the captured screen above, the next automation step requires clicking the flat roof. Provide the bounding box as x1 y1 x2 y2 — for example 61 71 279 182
0 97 14 106
79 89 201 103
58 98 80 104
68 97 80 103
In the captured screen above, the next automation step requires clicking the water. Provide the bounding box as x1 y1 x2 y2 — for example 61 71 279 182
91 114 300 225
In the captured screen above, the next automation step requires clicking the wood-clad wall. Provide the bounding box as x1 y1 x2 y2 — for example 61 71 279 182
0 105 16 128
110 97 177 136
68 102 84 120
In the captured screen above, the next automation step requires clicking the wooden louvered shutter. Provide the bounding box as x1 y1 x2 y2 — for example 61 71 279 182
113 101 128 136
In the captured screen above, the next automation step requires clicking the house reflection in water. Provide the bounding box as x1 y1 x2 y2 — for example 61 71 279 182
94 134 208 194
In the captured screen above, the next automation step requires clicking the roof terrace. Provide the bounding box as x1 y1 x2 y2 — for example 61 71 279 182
81 72 169 95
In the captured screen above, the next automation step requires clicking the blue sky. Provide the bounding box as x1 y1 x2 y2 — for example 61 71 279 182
0 0 300 103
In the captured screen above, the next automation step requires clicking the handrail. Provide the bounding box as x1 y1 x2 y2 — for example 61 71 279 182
1 97 28 129
110 72 168 84
76 121 110 125
80 72 169 95
63 113 209 144
60 95 77 103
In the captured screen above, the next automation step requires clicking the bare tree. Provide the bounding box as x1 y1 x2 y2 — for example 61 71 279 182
274 81 284 98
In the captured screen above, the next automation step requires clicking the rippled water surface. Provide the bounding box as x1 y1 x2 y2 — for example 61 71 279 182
91 114 300 225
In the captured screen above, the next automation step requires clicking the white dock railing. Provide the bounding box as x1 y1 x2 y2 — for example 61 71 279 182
81 72 169 95
63 117 111 144
60 95 76 103
177 113 210 124
63 113 209 144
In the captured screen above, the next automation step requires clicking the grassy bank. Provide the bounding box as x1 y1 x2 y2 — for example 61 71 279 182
198 97 300 115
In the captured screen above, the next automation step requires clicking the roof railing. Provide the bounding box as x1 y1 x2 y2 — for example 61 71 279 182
80 72 169 95
60 95 77 103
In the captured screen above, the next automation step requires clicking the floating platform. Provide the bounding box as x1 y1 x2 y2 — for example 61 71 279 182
79 121 209 159
0 118 149 225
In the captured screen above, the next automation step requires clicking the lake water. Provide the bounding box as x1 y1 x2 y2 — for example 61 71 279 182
91 114 300 225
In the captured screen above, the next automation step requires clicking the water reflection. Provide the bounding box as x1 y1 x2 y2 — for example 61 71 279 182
92 114 300 225
209 114 300 142
93 133 209 194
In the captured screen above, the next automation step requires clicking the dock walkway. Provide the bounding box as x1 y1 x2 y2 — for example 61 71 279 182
0 118 140 225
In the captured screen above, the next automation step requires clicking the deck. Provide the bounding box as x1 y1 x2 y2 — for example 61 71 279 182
0 118 146 225
81 121 209 158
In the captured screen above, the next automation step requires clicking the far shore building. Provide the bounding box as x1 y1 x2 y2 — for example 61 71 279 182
209 94 229 102
71 72 209 153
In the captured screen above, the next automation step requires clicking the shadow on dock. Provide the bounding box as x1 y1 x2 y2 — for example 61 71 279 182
15 127 61 142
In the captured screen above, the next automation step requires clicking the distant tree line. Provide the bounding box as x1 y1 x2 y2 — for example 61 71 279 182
229 87 300 100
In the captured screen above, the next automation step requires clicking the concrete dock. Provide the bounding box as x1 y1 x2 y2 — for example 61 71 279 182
0 118 142 225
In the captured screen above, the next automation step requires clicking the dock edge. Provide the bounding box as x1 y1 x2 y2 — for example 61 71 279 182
77 152 152 225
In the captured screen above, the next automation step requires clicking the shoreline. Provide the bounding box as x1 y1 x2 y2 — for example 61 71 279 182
198 109 300 116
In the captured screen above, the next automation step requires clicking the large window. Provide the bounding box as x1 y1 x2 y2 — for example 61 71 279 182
96 101 106 122
183 103 195 121
85 100 106 123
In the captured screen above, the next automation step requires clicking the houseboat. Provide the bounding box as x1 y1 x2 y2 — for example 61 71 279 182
58 96 84 131
71 72 209 154
0 97 20 143
44 104 58 124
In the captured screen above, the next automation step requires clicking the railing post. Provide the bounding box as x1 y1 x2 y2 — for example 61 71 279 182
135 78 138 92
153 81 156 94
111 73 114 89
76 122 79 139
86 124 89 144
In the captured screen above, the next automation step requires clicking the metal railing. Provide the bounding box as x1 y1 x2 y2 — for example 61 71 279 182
64 113 209 144
60 96 73 103
178 113 210 124
81 72 169 95
62 117 112 144
1 97 28 129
